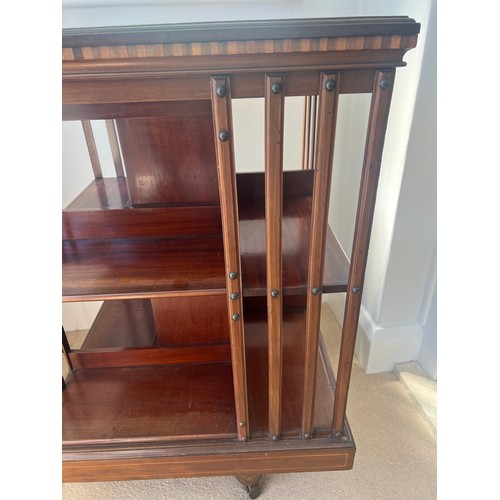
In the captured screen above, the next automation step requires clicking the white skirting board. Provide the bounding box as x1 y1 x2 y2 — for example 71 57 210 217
326 294 423 374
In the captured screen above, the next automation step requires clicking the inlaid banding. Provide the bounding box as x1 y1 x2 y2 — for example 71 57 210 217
63 35 418 61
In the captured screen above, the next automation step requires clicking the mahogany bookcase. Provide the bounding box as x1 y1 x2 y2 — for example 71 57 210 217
62 17 419 498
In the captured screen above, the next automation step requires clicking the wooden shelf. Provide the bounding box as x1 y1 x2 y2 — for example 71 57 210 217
63 362 238 445
63 301 337 445
62 235 226 301
62 171 348 301
62 227 346 301
67 299 232 369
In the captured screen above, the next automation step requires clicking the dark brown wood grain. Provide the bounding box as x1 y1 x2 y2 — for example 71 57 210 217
62 362 237 445
63 442 354 483
65 170 314 210
62 328 353 483
62 236 226 301
62 303 338 445
265 74 285 440
240 203 349 297
115 101 219 206
237 170 313 200
63 70 377 120
210 75 249 441
63 205 222 240
69 344 232 369
302 72 340 437
69 298 231 368
63 99 218 121
238 176 349 297
244 306 336 439
62 52 407 107
151 295 230 346
62 193 348 301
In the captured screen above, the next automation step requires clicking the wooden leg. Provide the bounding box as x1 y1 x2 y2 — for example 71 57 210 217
235 474 263 499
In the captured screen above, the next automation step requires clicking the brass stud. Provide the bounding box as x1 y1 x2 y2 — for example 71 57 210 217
219 130 230 142
230 292 239 300
304 433 311 439
352 287 361 294
270 290 279 298
312 287 321 295
229 271 238 280
232 313 240 321
216 86 226 97
272 435 279 441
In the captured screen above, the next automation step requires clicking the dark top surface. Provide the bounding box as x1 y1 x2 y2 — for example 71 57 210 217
62 16 420 48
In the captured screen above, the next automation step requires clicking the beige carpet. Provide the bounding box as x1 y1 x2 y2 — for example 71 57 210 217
62 305 436 499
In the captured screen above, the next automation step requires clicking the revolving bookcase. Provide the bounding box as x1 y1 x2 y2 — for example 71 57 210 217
62 17 419 498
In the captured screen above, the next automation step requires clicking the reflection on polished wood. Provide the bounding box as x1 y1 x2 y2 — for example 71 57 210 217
62 172 349 301
62 362 237 445
63 303 337 443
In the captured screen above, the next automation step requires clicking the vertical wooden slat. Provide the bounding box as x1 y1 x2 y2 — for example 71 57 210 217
105 119 125 177
62 327 73 373
210 75 249 442
265 74 285 440
301 72 340 438
309 95 318 170
301 96 318 170
332 68 396 436
81 120 103 179
302 96 311 169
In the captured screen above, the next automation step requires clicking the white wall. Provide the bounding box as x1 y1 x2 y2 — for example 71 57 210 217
327 0 436 377
62 0 437 379
62 0 362 28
